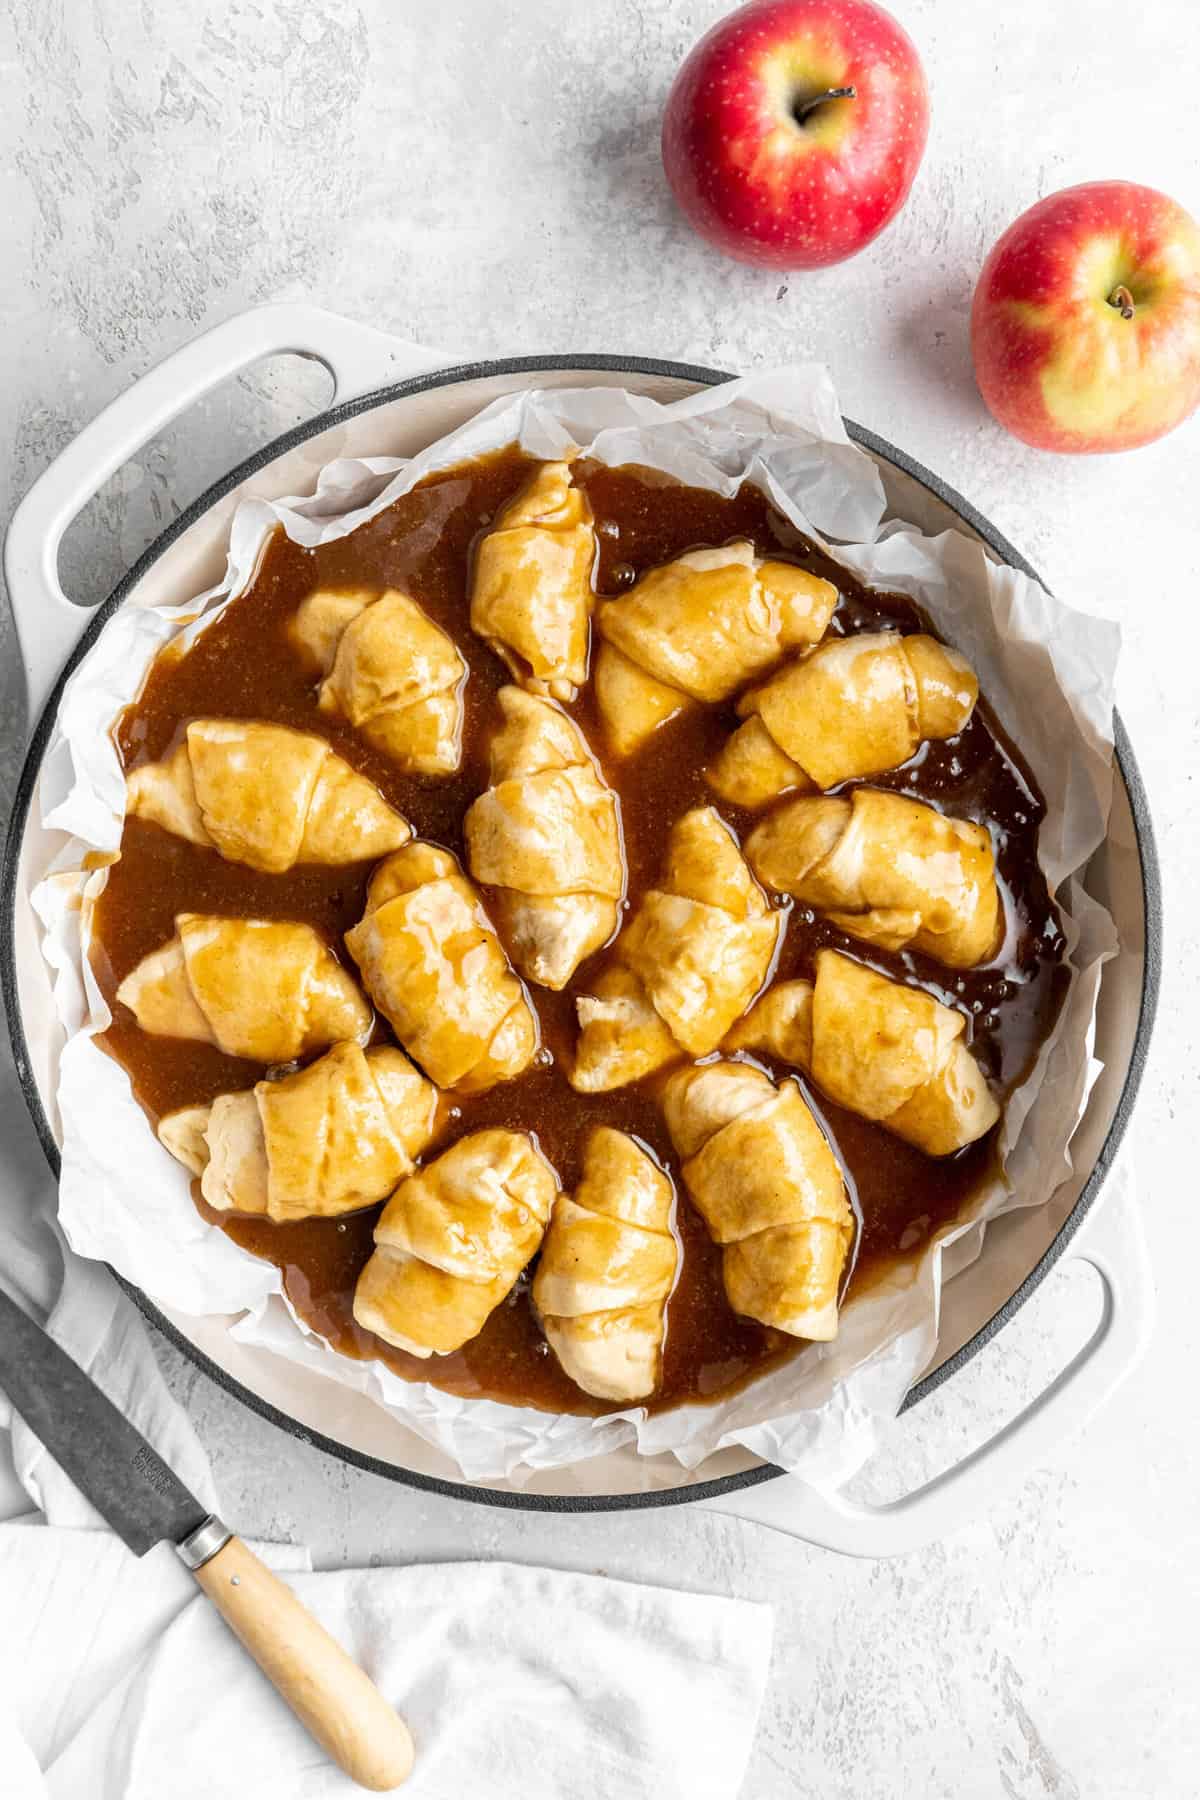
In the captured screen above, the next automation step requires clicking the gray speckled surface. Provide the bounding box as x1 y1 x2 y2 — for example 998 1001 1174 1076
1 3 1197 1793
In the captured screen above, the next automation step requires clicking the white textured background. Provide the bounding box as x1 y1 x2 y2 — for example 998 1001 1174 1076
1 2 1198 1794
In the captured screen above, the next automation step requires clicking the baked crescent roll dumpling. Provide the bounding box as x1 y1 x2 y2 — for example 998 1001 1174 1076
116 915 371 1063
470 460 596 701
727 951 1001 1157
289 586 467 775
353 1129 558 1356
464 687 624 990
125 719 411 873
746 787 1001 968
571 964 680 1095
571 806 780 1092
344 842 538 1092
707 632 979 808
158 1042 440 1222
532 1128 677 1402
594 542 837 757
663 1061 853 1340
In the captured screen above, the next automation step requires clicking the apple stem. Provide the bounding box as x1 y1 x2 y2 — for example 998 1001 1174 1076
793 86 856 125
1108 284 1136 320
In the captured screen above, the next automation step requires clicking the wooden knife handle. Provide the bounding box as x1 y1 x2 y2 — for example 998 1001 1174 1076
192 1533 414 1790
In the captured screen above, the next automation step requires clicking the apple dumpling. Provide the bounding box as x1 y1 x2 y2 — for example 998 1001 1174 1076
116 915 371 1064
158 1041 440 1222
728 950 1000 1158
706 631 979 809
353 1130 558 1357
289 586 467 776
532 1127 677 1403
345 843 539 1093
745 786 1001 968
125 718 410 872
571 806 780 1092
464 687 624 990
470 460 596 701
593 541 837 757
663 1061 854 1341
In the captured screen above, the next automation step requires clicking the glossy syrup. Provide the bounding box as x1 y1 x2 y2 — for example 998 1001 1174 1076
90 447 1068 1416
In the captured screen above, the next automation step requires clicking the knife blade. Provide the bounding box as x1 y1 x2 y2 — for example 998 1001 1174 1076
0 1283 210 1554
0 1283 414 1789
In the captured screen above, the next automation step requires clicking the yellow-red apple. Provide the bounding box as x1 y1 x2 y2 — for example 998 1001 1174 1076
971 181 1200 453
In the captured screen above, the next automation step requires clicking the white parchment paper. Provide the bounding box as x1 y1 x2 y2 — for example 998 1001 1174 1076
31 368 1120 1486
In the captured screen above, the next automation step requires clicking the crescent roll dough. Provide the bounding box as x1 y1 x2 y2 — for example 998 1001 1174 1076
532 1128 677 1402
158 1042 439 1222
594 542 837 757
353 1129 558 1356
289 586 467 775
571 806 780 1092
125 719 410 873
707 632 979 808
746 787 1001 968
116 915 371 1062
470 460 596 701
727 951 1001 1157
464 687 624 990
344 843 538 1092
664 1062 853 1340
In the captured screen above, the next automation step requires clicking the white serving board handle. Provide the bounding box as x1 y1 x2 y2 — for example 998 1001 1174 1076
4 302 450 729
703 1173 1153 1556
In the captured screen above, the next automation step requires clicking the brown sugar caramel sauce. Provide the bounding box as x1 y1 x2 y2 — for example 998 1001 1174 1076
90 446 1068 1419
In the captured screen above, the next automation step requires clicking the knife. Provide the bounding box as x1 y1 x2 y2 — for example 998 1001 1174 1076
0 1285 413 1791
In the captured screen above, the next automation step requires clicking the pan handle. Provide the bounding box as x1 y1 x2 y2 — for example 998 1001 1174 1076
4 303 450 729
701 1169 1153 1558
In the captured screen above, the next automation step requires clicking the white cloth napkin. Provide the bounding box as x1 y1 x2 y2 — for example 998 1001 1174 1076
0 1073 773 1799
0 1527 772 1800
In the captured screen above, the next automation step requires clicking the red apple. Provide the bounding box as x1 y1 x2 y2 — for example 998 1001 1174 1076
971 181 1200 453
661 0 929 271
